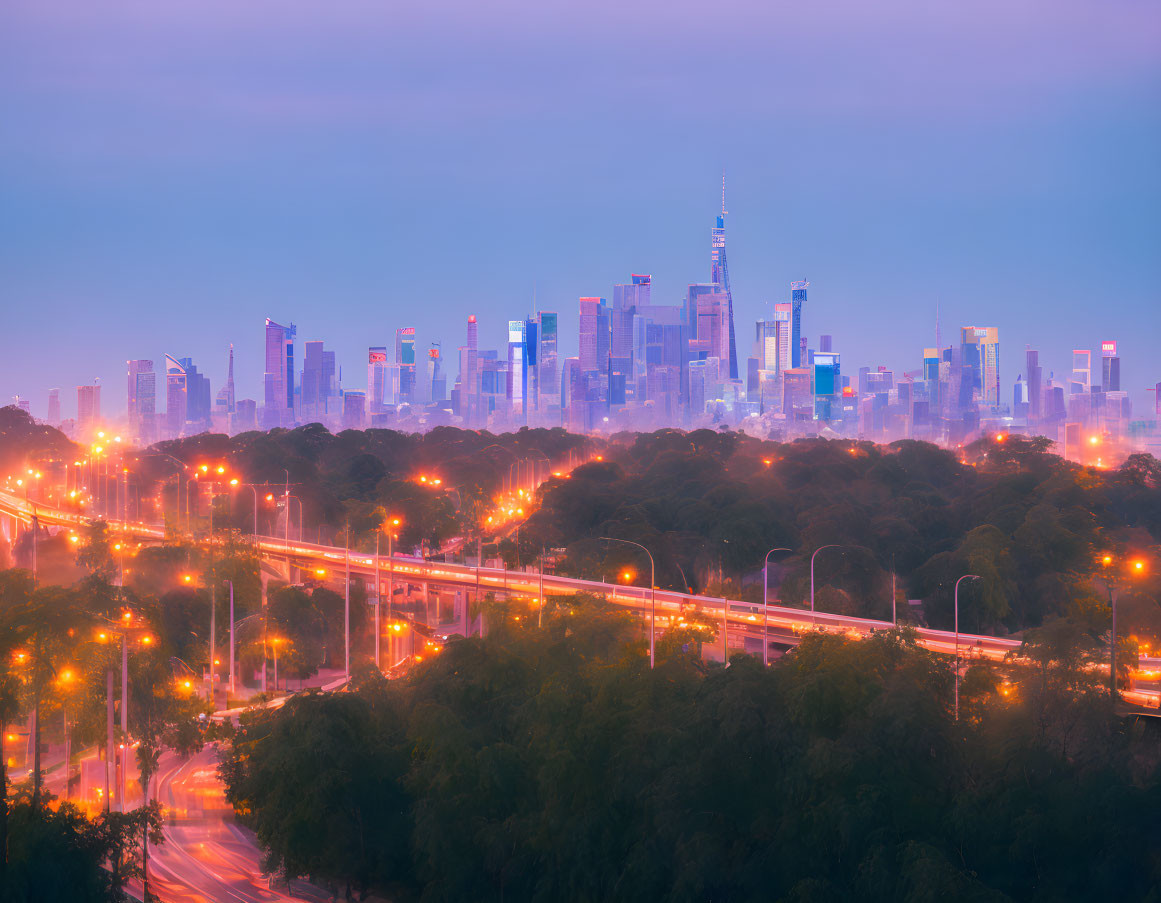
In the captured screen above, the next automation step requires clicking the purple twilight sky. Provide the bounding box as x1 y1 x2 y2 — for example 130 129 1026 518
1 0 1159 420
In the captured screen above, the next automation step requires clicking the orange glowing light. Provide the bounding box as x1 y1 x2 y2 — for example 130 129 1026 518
621 570 634 582
432 478 442 486
1133 560 1146 573
121 611 132 622
183 574 193 583
183 680 192 689
60 669 74 682
1089 435 1101 446
229 478 239 486
1103 555 1113 565
265 493 274 501
995 433 1007 443
216 465 225 475
418 475 428 483
199 464 209 473
391 517 401 527
595 455 604 462
113 543 122 551
98 632 107 641
141 636 152 645
68 534 79 543
315 568 326 577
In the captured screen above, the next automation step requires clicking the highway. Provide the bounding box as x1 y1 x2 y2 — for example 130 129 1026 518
0 486 1145 670
142 746 332 903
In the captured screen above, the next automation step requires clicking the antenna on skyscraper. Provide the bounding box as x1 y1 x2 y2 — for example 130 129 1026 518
935 299 942 352
721 170 728 216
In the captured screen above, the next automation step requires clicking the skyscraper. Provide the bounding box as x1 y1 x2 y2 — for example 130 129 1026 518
223 345 236 413
1100 341 1120 392
127 359 156 442
180 357 212 432
960 327 1001 407
507 320 526 418
396 327 416 403
536 311 558 418
368 347 388 413
76 383 101 434
1026 347 1042 423
428 345 446 403
165 354 187 437
790 281 809 368
710 177 739 380
263 318 296 428
46 388 60 427
301 340 336 420
1070 349 1091 395
578 297 610 374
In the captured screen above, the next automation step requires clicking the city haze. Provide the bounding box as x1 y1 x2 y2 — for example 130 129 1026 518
1 0 1159 418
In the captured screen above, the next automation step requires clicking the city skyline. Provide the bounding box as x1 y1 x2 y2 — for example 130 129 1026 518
2 1 1159 419
4 190 1158 425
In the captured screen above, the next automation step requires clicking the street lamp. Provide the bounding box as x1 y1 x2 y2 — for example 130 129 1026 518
601 537 656 669
954 574 981 721
762 548 793 667
1102 554 1149 698
810 545 845 627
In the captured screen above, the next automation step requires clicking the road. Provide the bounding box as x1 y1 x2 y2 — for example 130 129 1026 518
5 486 1161 677
140 746 333 903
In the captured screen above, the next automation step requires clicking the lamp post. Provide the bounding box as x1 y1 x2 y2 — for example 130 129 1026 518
762 548 793 667
810 545 845 627
224 579 235 697
374 531 381 669
344 522 350 680
954 574 981 721
601 537 656 669
1101 554 1148 698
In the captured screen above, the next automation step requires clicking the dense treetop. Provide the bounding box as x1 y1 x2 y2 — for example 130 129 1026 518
220 594 1161 903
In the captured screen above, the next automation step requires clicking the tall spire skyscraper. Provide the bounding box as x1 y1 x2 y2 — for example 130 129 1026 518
224 344 235 413
710 172 739 380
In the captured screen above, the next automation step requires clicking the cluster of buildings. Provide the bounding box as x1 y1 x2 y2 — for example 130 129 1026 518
14 185 1159 462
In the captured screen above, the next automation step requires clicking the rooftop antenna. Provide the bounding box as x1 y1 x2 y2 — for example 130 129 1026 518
721 170 728 216
935 298 942 352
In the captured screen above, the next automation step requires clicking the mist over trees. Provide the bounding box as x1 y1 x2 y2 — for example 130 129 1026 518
220 593 1161 903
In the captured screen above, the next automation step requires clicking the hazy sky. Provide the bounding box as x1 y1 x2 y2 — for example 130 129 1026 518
2 0 1159 420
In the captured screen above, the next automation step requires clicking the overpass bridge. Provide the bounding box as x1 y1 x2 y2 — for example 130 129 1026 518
3 487 1158 706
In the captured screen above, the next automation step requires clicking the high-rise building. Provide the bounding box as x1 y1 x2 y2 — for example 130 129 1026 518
127 359 156 443
76 383 101 434
301 340 336 420
234 399 257 432
457 315 480 424
263 318 296 428
536 311 558 417
1026 347 1042 423
427 345 446 403
46 389 60 427
960 327 1001 407
219 345 236 413
1100 341 1120 392
165 354 187 437
506 320 527 417
790 281 809 368
695 291 731 366
396 328 416 404
342 391 366 431
178 357 212 432
710 178 739 380
367 347 389 413
578 297 610 374
1070 349 1091 395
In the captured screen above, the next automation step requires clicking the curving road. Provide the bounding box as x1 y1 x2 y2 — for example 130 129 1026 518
140 746 332 903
